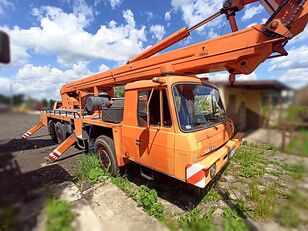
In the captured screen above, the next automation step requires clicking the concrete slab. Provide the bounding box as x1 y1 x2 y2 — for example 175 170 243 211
86 182 167 231
47 181 103 231
244 128 285 147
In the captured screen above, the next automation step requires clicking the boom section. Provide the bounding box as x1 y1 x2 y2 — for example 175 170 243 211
60 0 308 107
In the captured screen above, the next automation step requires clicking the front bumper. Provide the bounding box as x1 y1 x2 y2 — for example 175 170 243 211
185 132 243 188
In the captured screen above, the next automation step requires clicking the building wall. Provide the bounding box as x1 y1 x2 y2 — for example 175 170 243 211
218 87 262 130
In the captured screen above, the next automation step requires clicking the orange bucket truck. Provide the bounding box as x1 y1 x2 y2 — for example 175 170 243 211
23 0 308 188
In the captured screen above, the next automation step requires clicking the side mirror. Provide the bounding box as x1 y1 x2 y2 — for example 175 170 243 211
0 31 10 64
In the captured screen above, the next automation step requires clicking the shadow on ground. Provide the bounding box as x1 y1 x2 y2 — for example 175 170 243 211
119 162 230 211
0 137 55 155
0 147 74 231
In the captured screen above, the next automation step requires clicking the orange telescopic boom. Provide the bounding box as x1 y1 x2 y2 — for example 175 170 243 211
59 0 308 110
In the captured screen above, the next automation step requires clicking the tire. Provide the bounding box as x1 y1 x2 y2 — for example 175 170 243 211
55 122 66 144
48 120 57 142
94 135 118 176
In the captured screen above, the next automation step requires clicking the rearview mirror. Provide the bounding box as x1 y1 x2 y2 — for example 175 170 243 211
0 31 10 64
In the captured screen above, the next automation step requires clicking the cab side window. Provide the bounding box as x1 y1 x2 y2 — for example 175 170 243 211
137 89 172 127
162 90 172 127
138 90 160 126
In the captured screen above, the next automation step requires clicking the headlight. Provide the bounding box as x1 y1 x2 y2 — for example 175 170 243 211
210 162 216 178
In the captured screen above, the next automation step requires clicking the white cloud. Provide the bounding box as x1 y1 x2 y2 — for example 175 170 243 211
278 68 308 89
200 71 257 81
143 11 158 21
269 45 308 71
237 72 257 81
268 45 308 88
208 28 219 39
13 62 92 99
150 25 166 40
72 0 94 21
289 26 308 45
2 6 146 67
246 18 267 28
241 5 263 21
10 44 30 67
0 77 11 95
108 0 123 9
99 64 110 72
164 11 171 21
171 0 224 30
0 0 13 17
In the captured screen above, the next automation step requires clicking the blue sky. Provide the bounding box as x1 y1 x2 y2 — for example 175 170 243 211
0 0 307 99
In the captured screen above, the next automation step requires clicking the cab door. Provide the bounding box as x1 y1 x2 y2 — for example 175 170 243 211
134 88 175 176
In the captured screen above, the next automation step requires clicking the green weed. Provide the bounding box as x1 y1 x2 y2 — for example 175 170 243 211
75 156 165 220
277 206 300 228
222 208 248 231
111 175 136 197
44 198 74 231
285 162 306 180
249 179 261 202
233 143 270 178
136 185 164 220
254 185 276 219
202 190 222 203
285 189 308 210
179 208 216 231
0 206 16 231
235 199 253 218
76 156 109 186
286 129 308 156
248 179 278 219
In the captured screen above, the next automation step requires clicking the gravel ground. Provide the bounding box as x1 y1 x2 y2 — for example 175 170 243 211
0 112 84 230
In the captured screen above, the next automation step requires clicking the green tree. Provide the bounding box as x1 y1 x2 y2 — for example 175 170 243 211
13 94 25 106
0 94 10 105
49 99 56 108
41 98 48 107
114 86 125 98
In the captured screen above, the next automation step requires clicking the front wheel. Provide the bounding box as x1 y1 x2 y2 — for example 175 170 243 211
94 135 118 176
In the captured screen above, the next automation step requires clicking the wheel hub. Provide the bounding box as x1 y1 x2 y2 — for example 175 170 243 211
98 146 111 170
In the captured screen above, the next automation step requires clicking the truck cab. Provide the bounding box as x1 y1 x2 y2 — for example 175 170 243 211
121 76 242 188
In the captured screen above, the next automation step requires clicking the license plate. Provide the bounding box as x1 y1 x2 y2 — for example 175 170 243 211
229 148 236 159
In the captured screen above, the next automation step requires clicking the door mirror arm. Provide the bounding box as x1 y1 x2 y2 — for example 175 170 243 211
146 87 155 128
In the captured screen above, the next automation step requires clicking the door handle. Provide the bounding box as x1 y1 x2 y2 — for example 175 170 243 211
136 140 141 146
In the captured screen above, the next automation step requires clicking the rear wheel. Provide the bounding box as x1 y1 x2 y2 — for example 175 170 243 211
55 122 66 144
48 120 57 142
94 135 118 176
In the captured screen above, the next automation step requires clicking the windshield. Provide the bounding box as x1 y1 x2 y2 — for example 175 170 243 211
173 84 227 131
